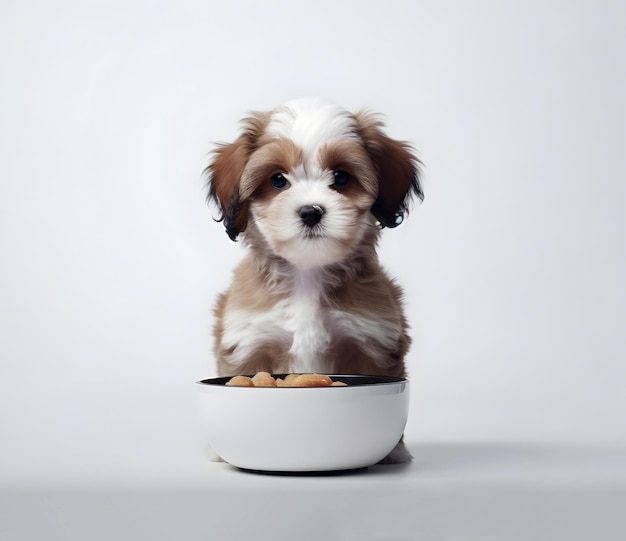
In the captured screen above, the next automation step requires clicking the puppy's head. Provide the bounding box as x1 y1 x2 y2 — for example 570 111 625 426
206 99 423 268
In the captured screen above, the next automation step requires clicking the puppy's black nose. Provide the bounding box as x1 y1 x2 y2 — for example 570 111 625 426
299 205 324 227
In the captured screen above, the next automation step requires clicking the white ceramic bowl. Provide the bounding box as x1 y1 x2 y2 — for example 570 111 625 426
196 374 409 472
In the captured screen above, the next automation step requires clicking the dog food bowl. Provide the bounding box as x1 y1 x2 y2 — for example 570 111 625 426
196 374 409 472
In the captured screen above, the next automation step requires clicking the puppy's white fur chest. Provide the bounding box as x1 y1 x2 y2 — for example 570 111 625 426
280 269 330 372
220 269 332 373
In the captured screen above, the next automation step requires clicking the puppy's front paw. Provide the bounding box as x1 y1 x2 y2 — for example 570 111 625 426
206 445 225 463
377 438 413 465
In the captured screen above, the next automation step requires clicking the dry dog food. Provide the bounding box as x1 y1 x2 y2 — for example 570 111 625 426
226 372 348 387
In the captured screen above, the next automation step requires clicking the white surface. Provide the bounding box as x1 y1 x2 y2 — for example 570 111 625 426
197 378 409 471
1 0 626 539
2 441 626 540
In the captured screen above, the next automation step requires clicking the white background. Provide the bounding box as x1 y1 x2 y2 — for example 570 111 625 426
1 0 625 539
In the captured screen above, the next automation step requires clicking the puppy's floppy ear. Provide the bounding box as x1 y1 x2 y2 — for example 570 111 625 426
354 112 423 228
204 112 270 241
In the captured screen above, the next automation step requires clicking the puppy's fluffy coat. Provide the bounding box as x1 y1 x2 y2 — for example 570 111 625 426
205 99 422 462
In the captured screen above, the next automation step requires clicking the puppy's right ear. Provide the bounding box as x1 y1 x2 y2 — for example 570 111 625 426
204 112 269 241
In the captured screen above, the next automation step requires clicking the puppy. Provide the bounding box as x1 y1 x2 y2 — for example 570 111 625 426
205 99 423 463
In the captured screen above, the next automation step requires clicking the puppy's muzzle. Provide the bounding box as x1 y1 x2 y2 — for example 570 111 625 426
299 205 324 227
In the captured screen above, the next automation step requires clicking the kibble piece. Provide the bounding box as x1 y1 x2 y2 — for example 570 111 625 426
330 381 348 386
275 378 286 387
293 373 333 387
283 373 301 386
251 372 277 387
225 375 254 387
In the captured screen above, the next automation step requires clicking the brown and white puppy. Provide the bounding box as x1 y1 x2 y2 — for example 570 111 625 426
205 99 422 463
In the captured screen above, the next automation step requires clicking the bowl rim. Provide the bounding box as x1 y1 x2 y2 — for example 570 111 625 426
196 373 408 387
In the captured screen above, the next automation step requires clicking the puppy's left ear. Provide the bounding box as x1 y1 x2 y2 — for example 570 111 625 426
355 112 424 228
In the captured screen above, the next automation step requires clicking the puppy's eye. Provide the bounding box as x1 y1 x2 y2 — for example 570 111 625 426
333 170 350 187
270 173 289 189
